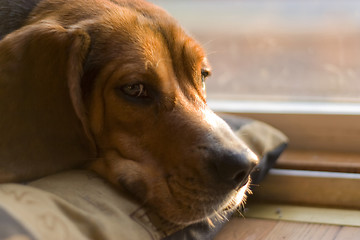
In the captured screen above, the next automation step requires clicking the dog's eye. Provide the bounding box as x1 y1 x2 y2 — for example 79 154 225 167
121 83 148 98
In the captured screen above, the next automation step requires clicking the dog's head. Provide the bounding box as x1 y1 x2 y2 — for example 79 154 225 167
4 0 258 225
79 1 258 224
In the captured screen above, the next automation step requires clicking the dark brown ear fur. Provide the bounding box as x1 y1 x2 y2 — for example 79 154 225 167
0 0 41 40
0 21 95 182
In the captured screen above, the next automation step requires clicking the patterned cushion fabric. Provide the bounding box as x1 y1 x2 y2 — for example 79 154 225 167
0 115 288 240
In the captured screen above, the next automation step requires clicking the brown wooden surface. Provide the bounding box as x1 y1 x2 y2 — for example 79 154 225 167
243 204 360 227
276 150 360 173
215 218 360 240
250 170 360 209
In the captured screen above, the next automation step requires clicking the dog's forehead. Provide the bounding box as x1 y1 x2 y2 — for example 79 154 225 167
108 10 206 68
139 22 207 80
93 10 208 84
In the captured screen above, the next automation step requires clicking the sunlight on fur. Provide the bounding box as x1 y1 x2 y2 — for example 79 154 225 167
206 180 251 228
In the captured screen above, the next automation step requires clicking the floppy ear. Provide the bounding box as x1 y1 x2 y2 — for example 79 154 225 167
0 21 96 181
65 25 97 151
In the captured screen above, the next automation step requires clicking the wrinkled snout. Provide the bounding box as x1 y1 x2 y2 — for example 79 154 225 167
188 109 259 190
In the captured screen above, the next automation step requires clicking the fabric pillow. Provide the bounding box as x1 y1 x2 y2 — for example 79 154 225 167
0 115 287 240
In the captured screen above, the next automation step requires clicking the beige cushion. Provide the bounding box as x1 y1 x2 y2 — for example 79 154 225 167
0 170 163 240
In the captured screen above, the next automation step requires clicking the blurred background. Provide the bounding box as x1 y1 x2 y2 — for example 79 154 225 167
149 0 360 103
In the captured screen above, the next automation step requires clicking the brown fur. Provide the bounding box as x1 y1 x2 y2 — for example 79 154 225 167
0 0 258 225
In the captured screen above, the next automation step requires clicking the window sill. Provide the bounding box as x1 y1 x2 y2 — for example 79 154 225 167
211 101 360 210
277 150 360 173
249 164 360 209
211 100 360 152
215 211 360 240
244 203 360 227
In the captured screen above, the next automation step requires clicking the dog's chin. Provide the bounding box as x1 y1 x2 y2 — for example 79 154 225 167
118 176 148 201
115 164 251 225
147 180 250 226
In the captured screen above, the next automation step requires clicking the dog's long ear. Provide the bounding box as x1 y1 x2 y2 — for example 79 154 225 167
0 21 96 181
65 26 97 152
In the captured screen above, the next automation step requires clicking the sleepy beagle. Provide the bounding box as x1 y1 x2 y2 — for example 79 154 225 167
0 0 258 225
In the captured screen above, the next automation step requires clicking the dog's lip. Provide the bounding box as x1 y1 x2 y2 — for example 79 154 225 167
222 180 250 212
167 174 247 205
117 176 148 201
143 173 252 225
237 176 251 190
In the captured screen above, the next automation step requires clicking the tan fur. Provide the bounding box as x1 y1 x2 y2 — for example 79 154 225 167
0 0 258 225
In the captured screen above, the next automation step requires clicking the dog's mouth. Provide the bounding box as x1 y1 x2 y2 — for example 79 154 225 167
145 174 252 225
109 154 253 226
222 179 251 212
114 166 251 225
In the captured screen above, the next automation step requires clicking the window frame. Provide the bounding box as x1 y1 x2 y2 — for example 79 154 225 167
210 99 360 209
209 99 360 153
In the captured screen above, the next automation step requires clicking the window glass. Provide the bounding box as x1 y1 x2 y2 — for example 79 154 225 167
150 0 360 103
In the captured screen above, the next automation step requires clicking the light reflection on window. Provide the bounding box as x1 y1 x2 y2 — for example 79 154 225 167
150 1 360 103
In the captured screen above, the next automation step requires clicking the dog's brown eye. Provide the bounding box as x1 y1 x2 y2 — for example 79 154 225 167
201 69 210 79
121 83 148 98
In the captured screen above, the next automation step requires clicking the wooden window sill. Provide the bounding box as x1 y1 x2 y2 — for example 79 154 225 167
276 150 360 173
209 100 360 153
249 167 360 209
215 217 360 240
243 204 360 227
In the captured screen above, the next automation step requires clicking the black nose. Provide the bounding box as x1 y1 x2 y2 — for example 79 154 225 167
212 150 258 188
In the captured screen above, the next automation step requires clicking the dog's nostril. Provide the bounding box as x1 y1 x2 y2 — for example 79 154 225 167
212 150 257 187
